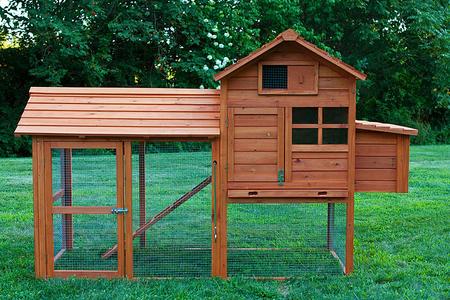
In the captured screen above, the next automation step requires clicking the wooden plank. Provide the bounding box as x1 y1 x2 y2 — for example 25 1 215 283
52 270 120 278
29 96 220 105
32 138 43 277
219 79 228 278
30 86 220 95
355 180 397 192
319 77 350 89
234 127 277 139
319 65 342 77
21 110 219 120
355 156 396 169
355 169 396 181
228 197 348 204
345 79 356 275
277 108 285 184
16 126 220 137
284 107 292 182
234 139 278 152
292 171 348 181
49 141 118 149
233 115 278 127
233 107 278 115
124 141 133 279
115 142 125 276
233 165 278 181
396 135 410 192
227 180 348 189
292 145 348 152
43 142 54 277
227 108 235 181
355 130 397 144
52 206 114 214
292 158 348 171
19 118 220 128
228 190 348 198
228 77 257 90
234 152 277 165
26 103 219 112
292 152 347 159
233 64 257 77
211 139 220 277
355 144 397 157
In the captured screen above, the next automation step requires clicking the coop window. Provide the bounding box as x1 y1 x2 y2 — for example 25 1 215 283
323 108 348 124
262 65 288 89
291 107 349 145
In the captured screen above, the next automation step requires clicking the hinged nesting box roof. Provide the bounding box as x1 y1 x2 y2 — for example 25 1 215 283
214 29 367 81
15 87 220 137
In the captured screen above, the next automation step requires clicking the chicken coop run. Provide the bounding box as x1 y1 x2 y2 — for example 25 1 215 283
15 29 418 279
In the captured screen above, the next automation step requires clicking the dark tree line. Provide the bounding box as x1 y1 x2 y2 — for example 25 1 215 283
0 0 448 156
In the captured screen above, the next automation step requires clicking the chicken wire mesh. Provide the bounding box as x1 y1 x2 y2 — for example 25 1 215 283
227 202 347 277
131 142 212 277
51 148 119 271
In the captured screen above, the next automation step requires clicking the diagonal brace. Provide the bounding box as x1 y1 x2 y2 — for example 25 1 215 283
102 176 212 259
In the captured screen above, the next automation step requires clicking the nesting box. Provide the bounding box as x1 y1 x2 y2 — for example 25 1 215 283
15 29 417 279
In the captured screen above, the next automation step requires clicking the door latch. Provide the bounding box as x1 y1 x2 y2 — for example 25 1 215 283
111 207 128 214
278 169 285 186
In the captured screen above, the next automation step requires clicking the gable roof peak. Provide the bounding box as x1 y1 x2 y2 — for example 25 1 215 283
214 28 366 81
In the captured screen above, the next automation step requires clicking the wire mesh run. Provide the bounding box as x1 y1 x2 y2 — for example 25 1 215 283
51 148 119 271
131 142 212 277
227 203 347 277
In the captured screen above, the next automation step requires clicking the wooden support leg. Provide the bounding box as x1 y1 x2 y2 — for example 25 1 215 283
138 142 146 247
62 149 73 250
345 196 355 274
327 203 335 250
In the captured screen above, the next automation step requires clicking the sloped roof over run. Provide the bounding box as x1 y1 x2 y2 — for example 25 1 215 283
356 120 418 136
15 87 220 137
214 29 367 81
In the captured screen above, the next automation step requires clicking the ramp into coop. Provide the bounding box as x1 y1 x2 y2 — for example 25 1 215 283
131 142 212 277
227 203 347 278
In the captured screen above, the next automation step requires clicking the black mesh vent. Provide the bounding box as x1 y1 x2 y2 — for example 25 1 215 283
262 65 287 89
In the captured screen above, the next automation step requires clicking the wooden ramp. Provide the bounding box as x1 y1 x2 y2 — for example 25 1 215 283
102 176 212 259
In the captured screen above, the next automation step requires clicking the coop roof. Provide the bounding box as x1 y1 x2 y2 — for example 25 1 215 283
214 29 367 81
15 87 220 137
356 120 418 136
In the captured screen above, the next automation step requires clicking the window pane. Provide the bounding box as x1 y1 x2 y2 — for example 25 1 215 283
292 108 318 124
323 128 348 144
292 128 318 144
323 108 348 124
262 65 287 89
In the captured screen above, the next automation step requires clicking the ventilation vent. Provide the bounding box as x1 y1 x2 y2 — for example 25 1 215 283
262 65 287 89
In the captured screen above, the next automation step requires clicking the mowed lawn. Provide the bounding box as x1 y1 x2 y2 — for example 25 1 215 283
0 145 448 299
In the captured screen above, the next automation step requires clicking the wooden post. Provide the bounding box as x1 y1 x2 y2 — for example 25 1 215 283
124 142 134 278
62 149 73 250
327 203 335 250
138 142 146 247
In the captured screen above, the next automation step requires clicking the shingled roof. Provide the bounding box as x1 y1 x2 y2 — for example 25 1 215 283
15 87 220 137
214 29 367 81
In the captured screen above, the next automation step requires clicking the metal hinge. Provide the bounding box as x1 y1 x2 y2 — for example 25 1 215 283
278 169 285 186
111 207 128 214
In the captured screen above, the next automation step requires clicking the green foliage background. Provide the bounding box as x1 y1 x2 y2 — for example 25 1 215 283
0 0 448 156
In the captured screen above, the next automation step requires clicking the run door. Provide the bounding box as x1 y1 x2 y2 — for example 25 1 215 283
228 108 285 182
44 141 125 278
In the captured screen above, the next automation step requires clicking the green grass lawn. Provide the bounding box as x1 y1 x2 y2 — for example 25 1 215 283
0 145 448 299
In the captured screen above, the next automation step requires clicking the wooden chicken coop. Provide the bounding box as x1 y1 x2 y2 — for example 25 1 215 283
15 29 417 279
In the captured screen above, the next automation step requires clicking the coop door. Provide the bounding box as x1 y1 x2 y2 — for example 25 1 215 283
45 142 125 278
228 108 285 182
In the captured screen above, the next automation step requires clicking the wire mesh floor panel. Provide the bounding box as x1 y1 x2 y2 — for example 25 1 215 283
131 142 212 277
227 203 347 277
